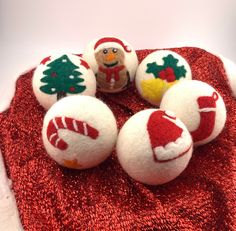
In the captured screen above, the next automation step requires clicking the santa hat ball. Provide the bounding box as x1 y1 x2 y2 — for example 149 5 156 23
42 95 118 169
160 80 227 146
135 50 192 106
116 109 193 185
83 37 138 93
32 54 96 110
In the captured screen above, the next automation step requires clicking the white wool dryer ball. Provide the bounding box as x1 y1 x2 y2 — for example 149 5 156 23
135 50 192 106
33 54 96 110
42 95 118 169
160 80 227 146
116 109 193 185
83 36 138 93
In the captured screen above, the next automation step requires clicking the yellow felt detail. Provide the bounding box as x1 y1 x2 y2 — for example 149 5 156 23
63 159 82 169
141 78 178 104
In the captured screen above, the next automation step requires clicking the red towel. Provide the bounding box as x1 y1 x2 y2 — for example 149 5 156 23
0 47 235 230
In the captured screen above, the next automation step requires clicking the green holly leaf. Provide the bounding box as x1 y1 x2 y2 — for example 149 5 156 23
145 54 187 81
67 85 86 94
146 62 164 78
162 54 187 80
40 84 58 94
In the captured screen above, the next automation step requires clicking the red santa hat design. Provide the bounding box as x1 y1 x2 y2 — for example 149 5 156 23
147 110 192 162
94 37 132 53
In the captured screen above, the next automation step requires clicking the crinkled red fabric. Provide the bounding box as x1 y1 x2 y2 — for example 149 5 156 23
0 48 235 230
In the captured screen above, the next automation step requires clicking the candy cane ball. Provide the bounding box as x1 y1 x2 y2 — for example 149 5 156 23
160 80 227 146
42 95 118 169
116 109 193 185
33 54 96 110
83 36 138 93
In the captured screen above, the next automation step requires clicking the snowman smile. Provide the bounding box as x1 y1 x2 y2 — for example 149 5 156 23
153 130 192 163
104 61 118 67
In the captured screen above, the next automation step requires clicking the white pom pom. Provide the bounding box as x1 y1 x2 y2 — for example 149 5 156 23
42 95 118 169
32 54 96 110
160 80 227 146
116 109 193 185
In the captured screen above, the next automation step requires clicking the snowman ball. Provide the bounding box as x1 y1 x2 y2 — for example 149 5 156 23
32 54 96 110
42 95 118 169
135 50 192 106
116 109 193 185
83 36 138 93
160 80 227 146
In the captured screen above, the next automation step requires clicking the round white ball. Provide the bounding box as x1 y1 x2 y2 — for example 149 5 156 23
42 95 118 169
116 109 193 185
160 80 227 145
33 54 96 110
83 36 138 93
135 50 192 106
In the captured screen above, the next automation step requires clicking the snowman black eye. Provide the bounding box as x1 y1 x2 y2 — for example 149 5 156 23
103 49 108 54
112 48 118 53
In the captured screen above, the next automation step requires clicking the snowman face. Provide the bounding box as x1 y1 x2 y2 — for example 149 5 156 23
95 47 125 68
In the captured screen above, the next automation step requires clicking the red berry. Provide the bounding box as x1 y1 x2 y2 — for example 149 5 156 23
69 86 75 92
51 72 57 77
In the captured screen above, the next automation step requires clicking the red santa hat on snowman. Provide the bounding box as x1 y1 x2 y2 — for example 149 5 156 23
94 37 132 53
83 36 138 80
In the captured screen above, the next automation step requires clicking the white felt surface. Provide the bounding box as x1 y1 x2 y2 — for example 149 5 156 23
160 80 227 146
135 50 192 105
117 109 193 185
219 55 236 98
42 95 118 169
32 54 96 110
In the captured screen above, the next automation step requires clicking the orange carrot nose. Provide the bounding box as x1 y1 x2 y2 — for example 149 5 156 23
105 53 116 61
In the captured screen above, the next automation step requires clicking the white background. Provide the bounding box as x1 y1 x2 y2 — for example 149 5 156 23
0 0 236 109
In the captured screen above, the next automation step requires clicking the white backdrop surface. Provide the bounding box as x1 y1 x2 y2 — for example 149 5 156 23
0 0 236 109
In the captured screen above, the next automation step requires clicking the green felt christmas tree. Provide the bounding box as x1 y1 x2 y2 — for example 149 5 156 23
40 55 86 100
146 54 187 82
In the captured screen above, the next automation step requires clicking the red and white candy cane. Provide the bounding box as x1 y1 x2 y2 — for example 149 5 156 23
46 116 99 150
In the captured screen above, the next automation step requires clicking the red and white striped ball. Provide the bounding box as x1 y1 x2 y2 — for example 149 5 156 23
42 95 118 169
117 109 193 185
160 80 227 146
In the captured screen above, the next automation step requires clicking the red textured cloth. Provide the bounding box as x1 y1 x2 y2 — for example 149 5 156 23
0 48 235 230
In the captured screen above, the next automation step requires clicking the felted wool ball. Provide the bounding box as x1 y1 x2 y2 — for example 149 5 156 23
32 54 96 110
135 50 192 106
42 95 118 169
160 80 227 146
83 36 138 93
116 109 193 185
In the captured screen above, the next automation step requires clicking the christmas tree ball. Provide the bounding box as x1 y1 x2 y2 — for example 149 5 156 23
135 50 192 106
83 36 138 93
116 109 193 185
42 95 118 169
160 80 227 146
32 54 96 110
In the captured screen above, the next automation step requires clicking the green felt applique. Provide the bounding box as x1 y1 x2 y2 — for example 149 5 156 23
146 54 187 80
40 55 86 100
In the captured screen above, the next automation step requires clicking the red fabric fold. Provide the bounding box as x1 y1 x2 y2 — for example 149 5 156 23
0 48 235 230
